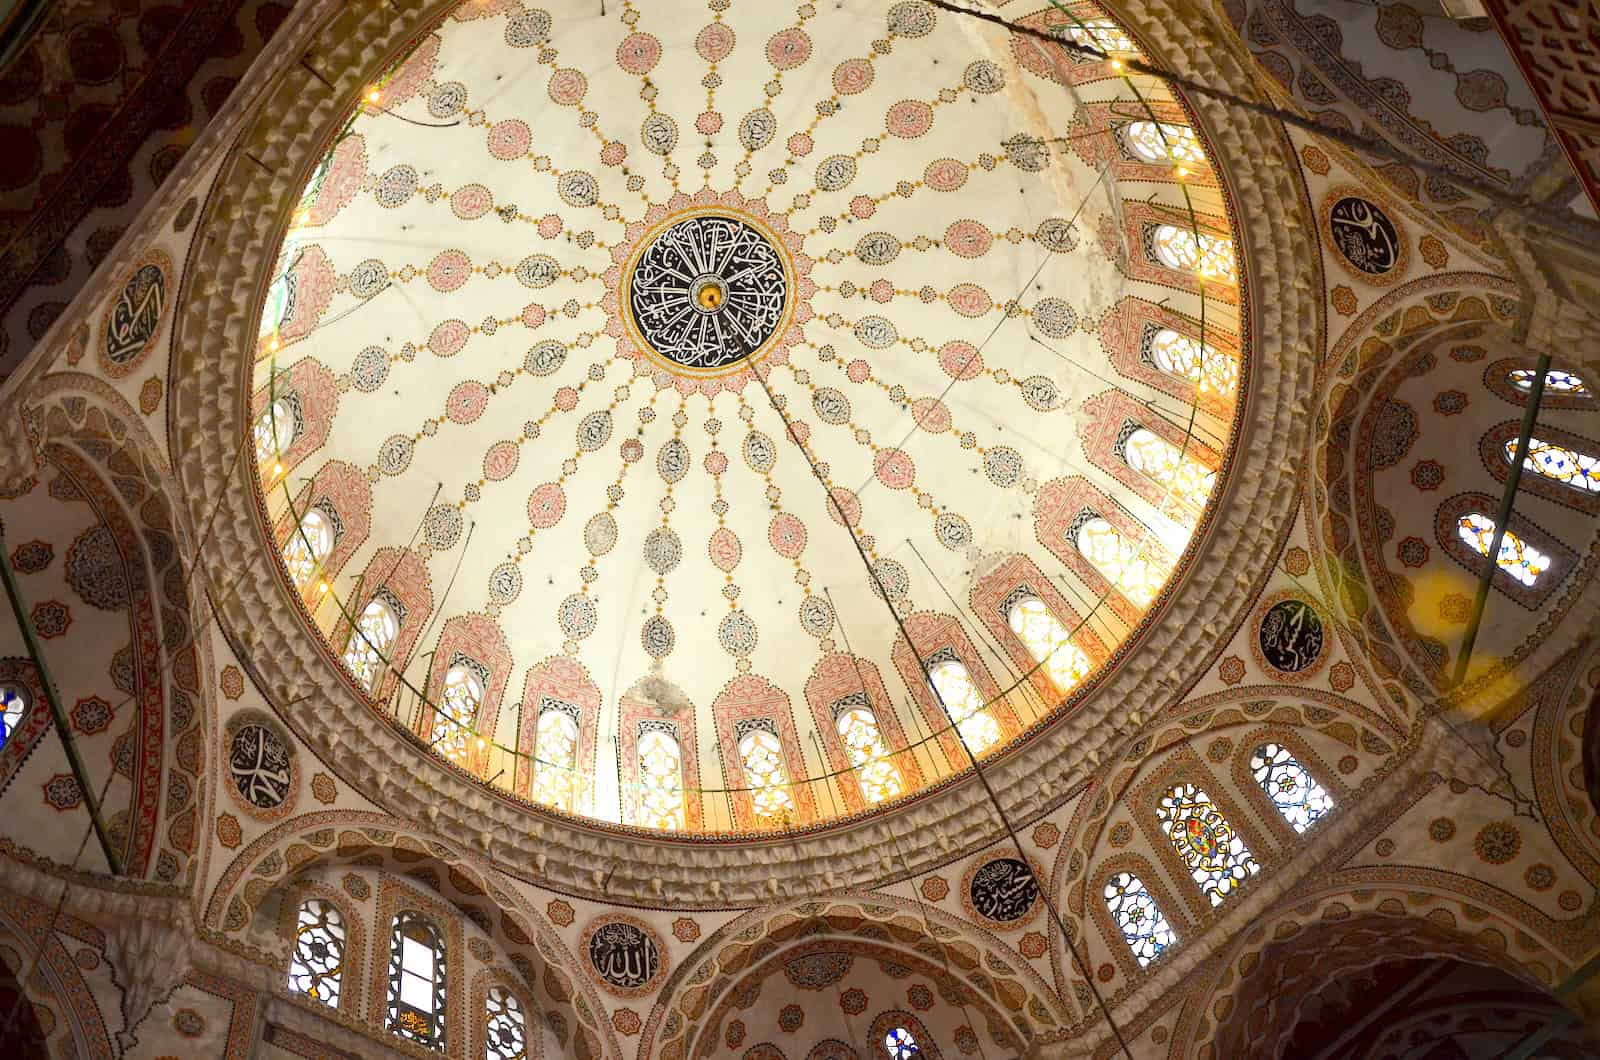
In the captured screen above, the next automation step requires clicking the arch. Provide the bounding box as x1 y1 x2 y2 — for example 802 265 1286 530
202 811 614 1059
868 1011 943 1060
249 356 337 478
891 611 1020 768
472 967 543 1060
641 895 1060 1060
21 387 210 883
0 897 112 1059
1181 910 1584 1060
1078 389 1222 521
617 676 703 831
513 656 600 812
1112 204 1239 304
279 879 366 1018
1086 852 1189 980
330 547 434 701
271 459 371 600
1434 492 1577 609
1035 476 1176 626
1098 295 1241 415
1229 724 1349 844
1481 419 1600 512
1484 356 1594 411
969 553 1111 716
419 613 513 776
713 674 816 828
384 904 450 1048
803 653 922 814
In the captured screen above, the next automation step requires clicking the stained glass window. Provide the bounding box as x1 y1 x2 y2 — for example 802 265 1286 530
485 985 528 1060
1157 783 1259 906
387 912 446 1048
1250 743 1334 833
927 658 1002 754
1509 368 1588 395
0 683 27 752
287 899 345 1008
1149 328 1239 398
1125 121 1204 165
1121 427 1216 512
737 724 796 824
885 1027 921 1059
260 248 301 342
433 658 485 762
1006 595 1092 698
254 396 299 464
834 696 904 804
344 594 399 692
1058 18 1136 56
1506 436 1599 492
1152 224 1235 281
531 700 581 813
282 505 335 591
1073 517 1171 607
1104 872 1174 967
1456 513 1549 587
637 724 685 830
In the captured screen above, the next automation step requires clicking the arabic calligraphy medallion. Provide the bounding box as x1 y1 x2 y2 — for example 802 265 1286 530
622 209 792 376
99 250 172 377
964 856 1042 928
1323 189 1406 285
226 715 295 815
1254 595 1326 679
583 916 666 996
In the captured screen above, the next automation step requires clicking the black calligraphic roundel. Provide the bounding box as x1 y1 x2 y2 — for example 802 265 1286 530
969 857 1039 923
627 214 788 370
588 922 660 990
1258 599 1325 673
105 263 167 365
229 723 292 809
1328 196 1401 276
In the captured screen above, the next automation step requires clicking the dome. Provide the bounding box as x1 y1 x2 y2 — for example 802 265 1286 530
247 0 1245 835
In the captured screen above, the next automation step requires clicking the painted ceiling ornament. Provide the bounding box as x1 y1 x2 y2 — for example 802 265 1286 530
1251 591 1330 683
1322 186 1409 285
609 193 811 395
242 0 1248 835
962 854 1044 929
224 712 296 818
581 916 666 997
99 249 172 378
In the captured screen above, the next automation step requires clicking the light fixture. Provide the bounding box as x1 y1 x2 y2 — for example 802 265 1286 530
366 88 381 103
318 581 329 594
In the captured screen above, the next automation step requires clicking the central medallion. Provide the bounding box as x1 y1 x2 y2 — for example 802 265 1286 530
623 211 791 375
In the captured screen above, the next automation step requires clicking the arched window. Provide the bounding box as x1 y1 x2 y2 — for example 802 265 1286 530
1157 783 1259 905
1119 426 1216 511
0 683 29 752
485 985 527 1060
531 699 581 813
1104 872 1174 967
637 723 685 830
1072 516 1171 607
1250 743 1334 833
1456 513 1549 586
1152 224 1235 281
1505 436 1599 493
1005 594 1092 698
737 722 796 823
1148 327 1239 398
1060 18 1135 55
387 912 446 1047
254 395 300 464
287 899 346 1008
434 657 486 761
884 1026 921 1058
927 657 1003 754
1125 121 1204 165
344 592 401 692
834 695 904 804
282 504 336 591
1509 367 1588 395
